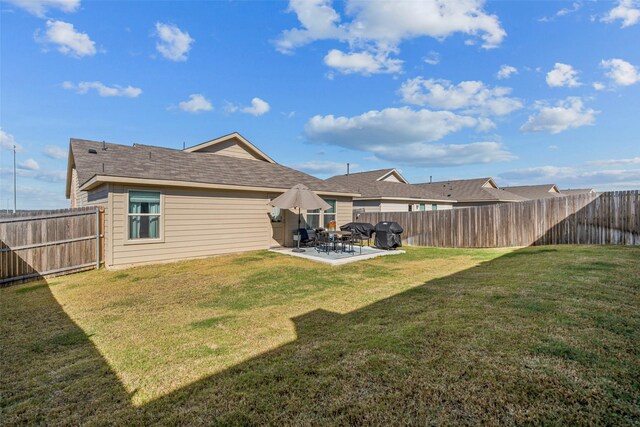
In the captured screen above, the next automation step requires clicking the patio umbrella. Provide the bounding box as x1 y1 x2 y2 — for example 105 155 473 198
269 184 331 252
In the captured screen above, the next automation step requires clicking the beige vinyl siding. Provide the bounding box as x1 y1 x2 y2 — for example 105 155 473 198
281 197 353 247
109 185 271 267
380 174 402 183
196 139 263 161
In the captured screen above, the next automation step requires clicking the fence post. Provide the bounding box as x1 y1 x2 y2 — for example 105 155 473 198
95 207 100 269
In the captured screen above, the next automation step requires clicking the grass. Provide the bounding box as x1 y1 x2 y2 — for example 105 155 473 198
1 245 639 425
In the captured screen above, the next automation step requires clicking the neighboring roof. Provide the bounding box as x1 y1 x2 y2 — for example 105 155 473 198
413 178 528 203
67 138 357 197
183 132 276 163
561 188 596 196
326 169 453 202
501 184 563 200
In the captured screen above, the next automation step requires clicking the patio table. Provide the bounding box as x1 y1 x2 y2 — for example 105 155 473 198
317 230 352 253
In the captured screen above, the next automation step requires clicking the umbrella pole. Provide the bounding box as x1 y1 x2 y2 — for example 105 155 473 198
292 206 305 252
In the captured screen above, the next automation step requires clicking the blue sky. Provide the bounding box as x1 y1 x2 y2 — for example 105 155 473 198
1 0 639 210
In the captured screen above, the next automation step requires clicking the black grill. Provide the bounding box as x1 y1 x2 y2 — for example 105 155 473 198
373 221 403 249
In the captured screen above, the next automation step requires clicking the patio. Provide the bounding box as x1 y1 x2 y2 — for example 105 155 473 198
269 245 405 266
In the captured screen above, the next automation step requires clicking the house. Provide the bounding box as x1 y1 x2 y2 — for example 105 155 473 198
501 184 564 200
412 177 527 208
325 169 455 213
66 132 358 268
561 188 596 196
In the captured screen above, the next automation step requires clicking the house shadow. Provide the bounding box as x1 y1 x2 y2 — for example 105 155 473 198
534 192 640 246
0 239 43 286
3 245 637 424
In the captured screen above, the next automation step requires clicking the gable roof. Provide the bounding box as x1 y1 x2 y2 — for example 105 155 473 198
561 188 596 196
501 184 563 200
413 178 528 202
67 138 357 197
183 132 276 163
326 169 453 202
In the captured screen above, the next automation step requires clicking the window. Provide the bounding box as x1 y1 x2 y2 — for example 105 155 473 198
128 191 161 240
432 204 438 211
270 206 282 222
408 204 413 212
419 203 426 211
306 198 336 229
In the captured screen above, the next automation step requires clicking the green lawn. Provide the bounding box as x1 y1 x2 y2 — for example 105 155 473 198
2 245 639 425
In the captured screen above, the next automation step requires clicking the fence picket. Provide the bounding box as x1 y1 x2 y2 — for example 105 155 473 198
355 191 640 248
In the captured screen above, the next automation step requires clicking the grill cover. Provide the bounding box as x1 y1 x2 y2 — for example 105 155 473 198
374 221 403 249
340 222 375 237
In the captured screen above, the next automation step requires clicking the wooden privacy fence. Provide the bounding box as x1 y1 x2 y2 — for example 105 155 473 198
0 207 105 285
355 191 639 248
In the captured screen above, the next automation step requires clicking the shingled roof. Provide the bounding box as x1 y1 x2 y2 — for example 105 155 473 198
560 188 596 196
67 138 356 196
413 178 527 202
501 184 564 200
326 169 453 202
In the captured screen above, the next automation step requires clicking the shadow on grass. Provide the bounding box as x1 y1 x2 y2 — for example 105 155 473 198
2 246 638 425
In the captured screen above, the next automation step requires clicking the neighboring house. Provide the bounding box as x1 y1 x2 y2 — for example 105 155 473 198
561 188 596 196
66 132 358 268
501 184 564 200
413 178 527 208
326 169 455 213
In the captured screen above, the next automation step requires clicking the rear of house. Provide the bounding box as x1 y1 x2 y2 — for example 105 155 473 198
413 178 527 208
66 133 357 269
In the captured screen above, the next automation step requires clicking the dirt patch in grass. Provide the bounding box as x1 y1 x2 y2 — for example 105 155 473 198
1 245 638 425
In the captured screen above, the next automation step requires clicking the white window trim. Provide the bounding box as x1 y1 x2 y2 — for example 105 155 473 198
124 188 165 245
306 198 337 229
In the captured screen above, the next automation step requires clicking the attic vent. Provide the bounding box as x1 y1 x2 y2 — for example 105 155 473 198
88 149 98 154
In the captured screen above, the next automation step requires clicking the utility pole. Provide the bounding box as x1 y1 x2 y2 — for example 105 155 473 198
13 144 17 213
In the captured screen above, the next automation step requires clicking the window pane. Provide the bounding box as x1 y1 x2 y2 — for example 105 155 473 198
307 214 320 229
308 208 320 214
323 199 336 214
432 204 438 211
420 203 426 211
129 191 160 214
129 215 160 239
323 214 336 228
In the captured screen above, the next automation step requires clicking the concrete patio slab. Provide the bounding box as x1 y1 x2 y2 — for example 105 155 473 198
269 246 405 266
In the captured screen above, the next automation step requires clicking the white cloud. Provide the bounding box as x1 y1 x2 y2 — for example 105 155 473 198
1 167 67 182
304 106 514 166
323 49 402 75
587 156 640 166
496 64 518 79
0 129 23 151
372 141 515 167
62 81 142 97
593 82 606 91
539 1 582 22
290 160 357 176
5 0 79 17
278 0 506 50
241 97 271 116
602 0 640 28
601 58 640 86
546 63 581 87
520 97 597 134
399 78 523 116
178 94 213 113
18 158 40 171
228 98 271 116
424 51 440 65
154 22 194 62
37 20 96 57
499 165 640 190
43 145 67 159
276 0 506 74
